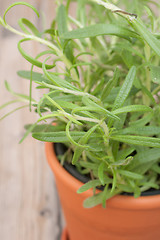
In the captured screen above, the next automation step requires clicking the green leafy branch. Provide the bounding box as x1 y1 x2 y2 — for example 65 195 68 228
1 0 160 208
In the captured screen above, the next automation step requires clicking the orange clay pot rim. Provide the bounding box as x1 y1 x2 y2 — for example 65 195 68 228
61 227 68 240
45 142 160 210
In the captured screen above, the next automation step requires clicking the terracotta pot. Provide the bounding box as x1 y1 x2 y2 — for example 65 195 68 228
61 228 68 240
45 142 160 240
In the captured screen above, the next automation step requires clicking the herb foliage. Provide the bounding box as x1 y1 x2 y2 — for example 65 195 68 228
1 0 160 207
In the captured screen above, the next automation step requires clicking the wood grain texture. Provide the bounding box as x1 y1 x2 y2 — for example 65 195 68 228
0 1 65 240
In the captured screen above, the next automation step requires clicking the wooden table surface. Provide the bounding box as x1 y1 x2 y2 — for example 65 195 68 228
0 1 65 239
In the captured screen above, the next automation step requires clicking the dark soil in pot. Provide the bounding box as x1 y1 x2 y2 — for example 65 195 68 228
54 143 160 197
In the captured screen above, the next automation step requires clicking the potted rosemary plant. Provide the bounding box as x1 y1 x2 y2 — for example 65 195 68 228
1 0 160 239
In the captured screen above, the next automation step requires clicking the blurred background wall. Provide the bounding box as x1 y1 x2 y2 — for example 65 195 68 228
0 1 64 240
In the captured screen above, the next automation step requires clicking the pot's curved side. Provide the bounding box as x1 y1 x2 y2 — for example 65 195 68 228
61 228 68 240
45 142 160 240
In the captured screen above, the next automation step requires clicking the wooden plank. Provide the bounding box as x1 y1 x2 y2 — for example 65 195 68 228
0 1 65 240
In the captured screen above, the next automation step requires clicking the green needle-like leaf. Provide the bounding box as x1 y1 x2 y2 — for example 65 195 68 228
98 162 106 186
57 4 68 36
72 124 99 164
101 67 120 101
18 39 55 69
132 18 160 57
113 66 137 110
32 131 102 142
82 96 120 121
150 65 160 84
117 126 160 136
77 180 102 193
3 2 39 24
111 134 160 148
118 170 143 180
62 24 138 40
112 105 152 115
18 18 40 36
